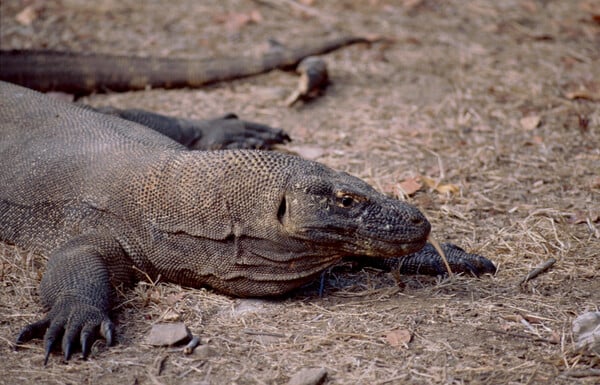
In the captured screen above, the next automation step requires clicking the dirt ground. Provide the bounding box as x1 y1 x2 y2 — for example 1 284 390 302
1 0 599 384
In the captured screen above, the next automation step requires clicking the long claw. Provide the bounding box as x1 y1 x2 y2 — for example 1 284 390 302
42 317 67 365
62 327 79 362
100 320 114 347
80 326 95 360
63 341 73 362
44 338 54 366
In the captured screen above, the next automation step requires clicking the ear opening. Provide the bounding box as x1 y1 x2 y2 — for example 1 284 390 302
277 195 286 224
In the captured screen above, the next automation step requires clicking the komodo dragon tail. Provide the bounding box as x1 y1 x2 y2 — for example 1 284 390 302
0 35 374 96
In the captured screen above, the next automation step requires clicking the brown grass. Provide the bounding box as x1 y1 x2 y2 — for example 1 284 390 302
1 0 599 384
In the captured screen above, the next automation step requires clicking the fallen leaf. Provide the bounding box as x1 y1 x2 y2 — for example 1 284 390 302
564 82 600 101
564 89 600 101
15 5 37 26
501 314 524 323
520 115 541 130
435 183 460 195
520 313 543 324
161 309 181 322
421 176 437 189
421 176 460 195
548 331 561 344
396 177 423 196
385 328 412 348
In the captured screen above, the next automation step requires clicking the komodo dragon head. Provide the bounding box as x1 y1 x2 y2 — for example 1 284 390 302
136 150 431 297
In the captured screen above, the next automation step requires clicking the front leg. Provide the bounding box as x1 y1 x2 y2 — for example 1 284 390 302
350 243 497 277
16 233 135 364
94 107 291 150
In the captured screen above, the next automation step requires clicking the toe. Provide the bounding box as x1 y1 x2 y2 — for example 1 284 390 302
16 318 50 345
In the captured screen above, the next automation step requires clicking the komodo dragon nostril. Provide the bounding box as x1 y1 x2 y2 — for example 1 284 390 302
410 216 423 225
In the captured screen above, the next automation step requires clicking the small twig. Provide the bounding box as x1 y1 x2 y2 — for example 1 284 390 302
519 258 556 285
243 329 286 338
428 235 454 277
153 354 168 376
475 326 558 345
562 368 600 378
132 265 161 286
177 361 206 379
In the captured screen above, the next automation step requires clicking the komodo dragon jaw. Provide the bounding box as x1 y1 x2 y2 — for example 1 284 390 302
278 173 431 258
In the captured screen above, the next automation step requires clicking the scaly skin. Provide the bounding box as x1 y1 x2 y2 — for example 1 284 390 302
1 81 467 363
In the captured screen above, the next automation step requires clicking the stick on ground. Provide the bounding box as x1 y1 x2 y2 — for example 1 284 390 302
519 258 557 285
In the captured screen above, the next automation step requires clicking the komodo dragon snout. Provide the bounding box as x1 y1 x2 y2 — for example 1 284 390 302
277 170 431 258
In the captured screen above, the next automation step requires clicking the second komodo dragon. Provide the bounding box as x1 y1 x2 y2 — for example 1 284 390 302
0 81 495 364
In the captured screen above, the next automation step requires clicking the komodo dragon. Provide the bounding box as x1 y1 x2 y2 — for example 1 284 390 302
0 81 496 364
0 35 373 96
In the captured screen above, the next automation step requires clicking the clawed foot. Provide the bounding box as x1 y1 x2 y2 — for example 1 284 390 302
15 297 113 365
190 113 291 150
397 243 497 277
348 243 496 277
93 107 291 151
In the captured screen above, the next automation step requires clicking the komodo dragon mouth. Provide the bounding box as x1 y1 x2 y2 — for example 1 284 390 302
284 195 431 259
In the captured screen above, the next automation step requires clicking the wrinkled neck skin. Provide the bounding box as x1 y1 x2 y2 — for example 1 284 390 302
128 150 430 297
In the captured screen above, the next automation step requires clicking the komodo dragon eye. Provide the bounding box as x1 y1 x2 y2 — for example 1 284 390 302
341 196 354 207
335 192 362 208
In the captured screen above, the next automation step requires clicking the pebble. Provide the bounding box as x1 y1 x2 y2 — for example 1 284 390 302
573 311 600 354
286 367 327 385
146 322 192 346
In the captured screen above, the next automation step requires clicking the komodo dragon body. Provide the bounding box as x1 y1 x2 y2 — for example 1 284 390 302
0 81 495 363
0 35 371 96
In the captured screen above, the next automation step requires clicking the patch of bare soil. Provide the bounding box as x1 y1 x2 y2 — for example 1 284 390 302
1 0 598 384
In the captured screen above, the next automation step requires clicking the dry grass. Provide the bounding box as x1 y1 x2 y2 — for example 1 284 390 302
1 0 599 384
